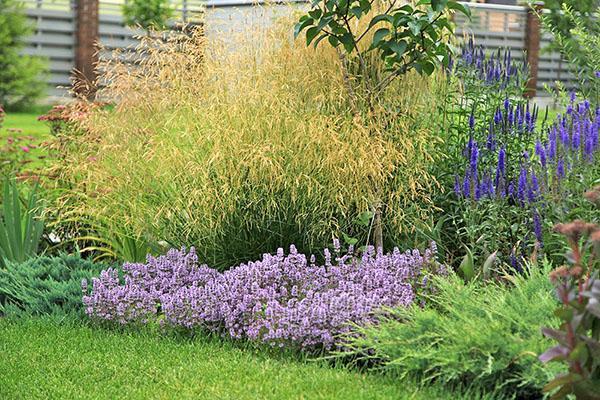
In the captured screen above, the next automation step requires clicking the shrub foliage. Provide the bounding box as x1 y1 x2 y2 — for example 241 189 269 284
338 268 562 398
0 254 105 317
0 0 46 109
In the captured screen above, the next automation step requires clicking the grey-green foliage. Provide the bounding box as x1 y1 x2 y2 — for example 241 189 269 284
0 253 105 317
339 265 564 399
0 179 44 268
0 0 47 109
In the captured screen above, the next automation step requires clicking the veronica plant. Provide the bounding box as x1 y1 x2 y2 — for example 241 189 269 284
444 40 529 172
450 94 599 270
83 241 446 350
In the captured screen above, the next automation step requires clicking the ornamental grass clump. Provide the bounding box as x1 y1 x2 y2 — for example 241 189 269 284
83 242 444 350
50 15 444 267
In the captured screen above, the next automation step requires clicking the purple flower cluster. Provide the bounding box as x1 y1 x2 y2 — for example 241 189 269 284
83 242 444 350
455 97 599 203
453 94 600 246
451 39 527 87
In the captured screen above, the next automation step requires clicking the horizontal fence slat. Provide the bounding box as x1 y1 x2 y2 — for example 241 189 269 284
19 0 578 99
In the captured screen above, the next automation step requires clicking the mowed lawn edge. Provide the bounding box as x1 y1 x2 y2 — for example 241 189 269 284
0 317 459 400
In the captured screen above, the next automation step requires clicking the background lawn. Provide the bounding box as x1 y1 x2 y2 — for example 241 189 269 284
1 108 51 175
1 108 50 138
0 318 478 400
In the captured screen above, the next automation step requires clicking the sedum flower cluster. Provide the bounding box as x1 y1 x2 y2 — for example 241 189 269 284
83 242 444 350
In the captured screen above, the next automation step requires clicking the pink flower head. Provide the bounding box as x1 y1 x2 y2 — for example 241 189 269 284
21 146 30 153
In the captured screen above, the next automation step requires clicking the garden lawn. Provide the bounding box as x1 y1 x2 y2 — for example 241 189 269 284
1 109 50 138
0 318 462 400
0 109 51 174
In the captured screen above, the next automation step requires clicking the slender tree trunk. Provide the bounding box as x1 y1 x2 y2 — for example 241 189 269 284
374 202 383 252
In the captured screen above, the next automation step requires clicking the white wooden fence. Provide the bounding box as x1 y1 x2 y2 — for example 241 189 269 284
20 0 576 99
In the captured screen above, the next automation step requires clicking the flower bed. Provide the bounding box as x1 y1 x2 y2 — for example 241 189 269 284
83 242 445 350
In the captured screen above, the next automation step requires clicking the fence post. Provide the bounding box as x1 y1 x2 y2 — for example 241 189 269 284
74 0 99 98
524 1 544 98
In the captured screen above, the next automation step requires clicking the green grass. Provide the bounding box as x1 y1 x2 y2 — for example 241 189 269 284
0 317 472 400
0 109 52 175
1 109 50 138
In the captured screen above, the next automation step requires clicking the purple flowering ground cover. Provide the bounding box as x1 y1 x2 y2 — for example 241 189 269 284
83 242 445 350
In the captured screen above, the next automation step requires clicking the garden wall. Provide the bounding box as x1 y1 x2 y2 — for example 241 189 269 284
21 0 575 99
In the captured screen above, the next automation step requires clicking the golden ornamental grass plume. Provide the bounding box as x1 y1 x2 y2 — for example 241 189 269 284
53 10 446 268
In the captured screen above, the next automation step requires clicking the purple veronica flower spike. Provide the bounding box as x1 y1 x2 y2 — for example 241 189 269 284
535 140 546 167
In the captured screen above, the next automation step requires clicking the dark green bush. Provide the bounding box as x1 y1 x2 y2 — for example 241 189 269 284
0 0 47 109
0 254 105 317
339 266 564 399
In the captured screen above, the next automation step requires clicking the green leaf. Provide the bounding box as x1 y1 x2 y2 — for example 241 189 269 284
371 28 390 47
313 33 329 48
339 32 355 53
359 0 371 14
357 211 374 227
316 15 333 31
328 35 339 47
305 26 320 46
294 17 314 39
308 9 322 20
349 6 363 19
459 246 475 281
431 0 448 12
482 250 497 280
398 4 414 13
389 41 407 59
342 233 359 246
447 1 471 18
368 14 393 29
408 21 421 36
